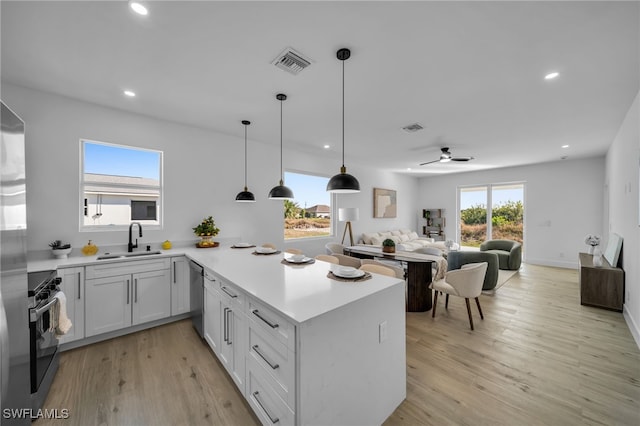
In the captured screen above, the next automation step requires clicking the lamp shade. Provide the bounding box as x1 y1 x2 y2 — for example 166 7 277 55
338 207 359 222
268 181 294 200
235 189 256 202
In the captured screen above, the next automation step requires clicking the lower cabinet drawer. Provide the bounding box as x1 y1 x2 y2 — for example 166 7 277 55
247 367 295 426
247 331 295 409
248 299 295 352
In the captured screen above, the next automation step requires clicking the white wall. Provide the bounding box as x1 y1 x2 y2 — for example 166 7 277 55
2 84 419 257
605 91 640 346
417 158 605 268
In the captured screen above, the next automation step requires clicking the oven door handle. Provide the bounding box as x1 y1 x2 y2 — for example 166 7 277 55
29 297 57 322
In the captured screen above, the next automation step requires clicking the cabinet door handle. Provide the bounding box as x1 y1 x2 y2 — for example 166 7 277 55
223 307 229 342
134 278 138 303
221 286 238 298
173 262 177 284
252 391 279 424
226 309 232 345
252 310 279 329
126 279 130 305
252 345 279 370
77 272 81 300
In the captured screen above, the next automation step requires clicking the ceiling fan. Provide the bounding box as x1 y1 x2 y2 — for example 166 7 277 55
419 147 474 166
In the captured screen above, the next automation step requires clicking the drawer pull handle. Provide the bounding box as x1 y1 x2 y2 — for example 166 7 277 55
252 310 279 329
252 345 279 370
77 271 81 300
221 286 238 298
223 308 229 343
226 308 232 345
126 279 130 305
252 391 279 424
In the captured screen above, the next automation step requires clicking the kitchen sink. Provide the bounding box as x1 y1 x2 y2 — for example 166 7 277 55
96 250 162 260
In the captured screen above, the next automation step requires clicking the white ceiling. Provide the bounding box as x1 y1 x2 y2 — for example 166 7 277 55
2 1 638 175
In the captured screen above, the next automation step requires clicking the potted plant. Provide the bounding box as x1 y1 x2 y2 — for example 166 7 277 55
49 240 72 259
382 238 396 253
193 216 220 248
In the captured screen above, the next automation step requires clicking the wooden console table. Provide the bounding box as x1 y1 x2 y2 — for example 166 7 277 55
344 246 434 312
579 252 624 312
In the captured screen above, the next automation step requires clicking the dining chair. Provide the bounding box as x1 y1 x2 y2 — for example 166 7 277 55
360 259 405 280
325 242 345 255
332 254 362 268
429 262 488 330
315 254 339 264
359 263 396 278
261 243 277 249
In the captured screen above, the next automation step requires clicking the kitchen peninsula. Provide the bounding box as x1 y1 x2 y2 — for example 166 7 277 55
28 246 407 425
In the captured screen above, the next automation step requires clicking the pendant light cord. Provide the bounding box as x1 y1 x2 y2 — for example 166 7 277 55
280 98 284 182
244 124 248 188
342 58 345 168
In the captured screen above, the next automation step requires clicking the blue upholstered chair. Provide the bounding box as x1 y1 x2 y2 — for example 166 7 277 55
446 251 499 291
479 239 522 270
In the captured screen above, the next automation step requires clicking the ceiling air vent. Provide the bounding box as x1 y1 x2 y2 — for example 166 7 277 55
271 47 312 75
402 123 424 133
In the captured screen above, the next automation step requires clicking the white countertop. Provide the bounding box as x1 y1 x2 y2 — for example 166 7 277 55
29 245 403 324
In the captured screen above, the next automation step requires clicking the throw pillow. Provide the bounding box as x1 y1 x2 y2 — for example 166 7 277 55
391 230 403 236
399 234 410 242
409 231 419 240
379 231 392 238
370 235 385 246
362 233 379 245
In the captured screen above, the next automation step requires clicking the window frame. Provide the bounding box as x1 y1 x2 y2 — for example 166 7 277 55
79 139 164 232
283 169 336 241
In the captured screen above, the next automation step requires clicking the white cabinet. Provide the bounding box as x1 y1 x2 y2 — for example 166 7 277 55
85 258 171 337
204 277 222 354
170 256 190 315
56 266 85 344
203 271 246 394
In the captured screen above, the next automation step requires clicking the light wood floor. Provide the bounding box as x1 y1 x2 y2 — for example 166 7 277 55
40 263 640 425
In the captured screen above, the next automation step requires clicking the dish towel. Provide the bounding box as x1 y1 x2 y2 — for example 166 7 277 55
52 291 72 337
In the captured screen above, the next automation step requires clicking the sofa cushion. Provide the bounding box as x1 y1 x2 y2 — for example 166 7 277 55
399 234 410 242
379 231 392 238
391 230 403 236
370 235 385 246
362 232 379 245
408 231 419 240
400 229 412 235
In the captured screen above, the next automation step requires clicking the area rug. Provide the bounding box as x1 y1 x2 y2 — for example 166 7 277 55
483 269 518 294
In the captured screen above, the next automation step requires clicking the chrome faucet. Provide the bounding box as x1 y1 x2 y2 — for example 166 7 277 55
128 222 143 252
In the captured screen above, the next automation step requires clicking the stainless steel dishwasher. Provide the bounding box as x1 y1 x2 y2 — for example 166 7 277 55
188 260 204 338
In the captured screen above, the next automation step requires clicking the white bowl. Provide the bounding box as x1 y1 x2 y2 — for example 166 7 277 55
290 254 305 262
337 266 357 275
256 246 276 254
51 247 72 259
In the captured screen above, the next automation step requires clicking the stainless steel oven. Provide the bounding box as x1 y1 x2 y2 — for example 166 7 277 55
27 270 61 410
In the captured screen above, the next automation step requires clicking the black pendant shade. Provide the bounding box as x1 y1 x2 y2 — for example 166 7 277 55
327 48 360 193
269 93 294 200
236 120 256 202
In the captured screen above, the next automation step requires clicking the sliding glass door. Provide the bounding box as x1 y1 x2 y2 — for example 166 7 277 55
459 183 524 249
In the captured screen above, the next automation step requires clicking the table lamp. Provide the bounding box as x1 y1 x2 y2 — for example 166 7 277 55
338 207 359 246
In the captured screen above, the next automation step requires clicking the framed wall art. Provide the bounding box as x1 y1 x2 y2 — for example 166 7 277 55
373 188 397 218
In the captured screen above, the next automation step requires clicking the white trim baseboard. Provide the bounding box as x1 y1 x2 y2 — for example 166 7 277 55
524 257 577 269
624 306 640 350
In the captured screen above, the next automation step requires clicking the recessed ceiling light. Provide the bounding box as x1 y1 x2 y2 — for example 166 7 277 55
123 90 136 97
562 144 569 148
323 144 330 149
129 1 148 16
545 72 560 80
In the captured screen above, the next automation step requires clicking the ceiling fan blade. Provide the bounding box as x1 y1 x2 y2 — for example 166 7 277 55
419 159 441 166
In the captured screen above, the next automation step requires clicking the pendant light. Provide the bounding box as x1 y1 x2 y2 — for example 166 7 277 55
327 48 360 193
268 94 294 199
235 120 256 202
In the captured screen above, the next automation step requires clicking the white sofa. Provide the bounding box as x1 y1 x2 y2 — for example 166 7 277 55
358 229 457 252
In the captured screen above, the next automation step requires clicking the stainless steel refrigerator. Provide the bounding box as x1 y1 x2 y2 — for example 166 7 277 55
1 101 31 425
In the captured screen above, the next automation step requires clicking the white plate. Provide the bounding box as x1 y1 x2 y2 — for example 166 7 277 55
255 247 277 254
333 269 366 278
234 243 252 248
285 257 312 264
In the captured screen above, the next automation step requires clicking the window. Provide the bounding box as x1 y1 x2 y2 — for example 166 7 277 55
131 200 157 221
80 140 162 230
458 183 524 248
283 171 333 240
